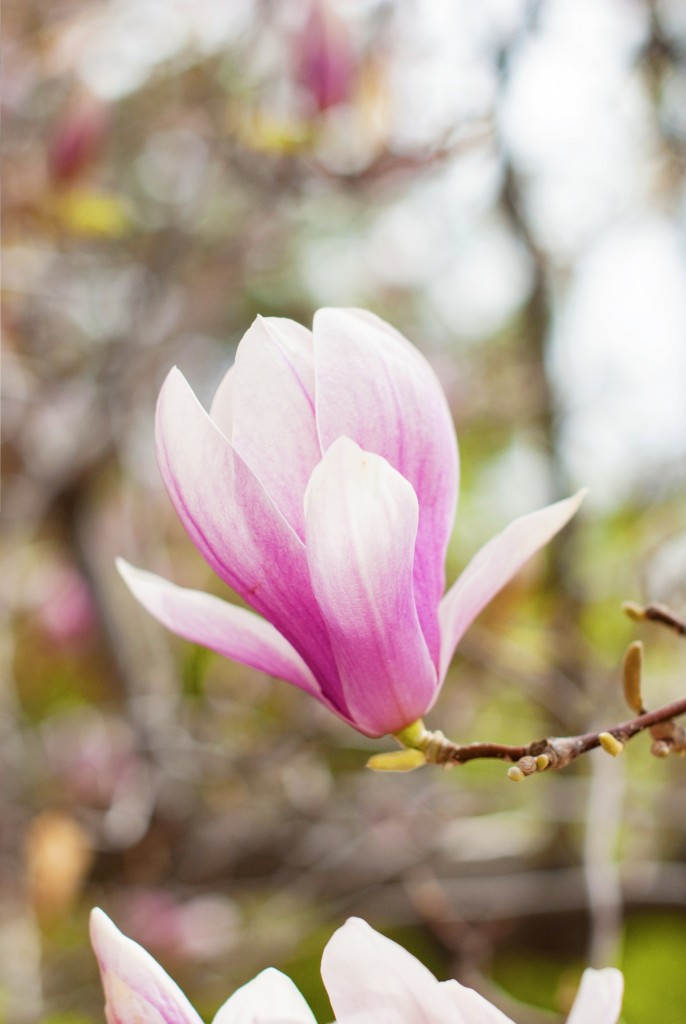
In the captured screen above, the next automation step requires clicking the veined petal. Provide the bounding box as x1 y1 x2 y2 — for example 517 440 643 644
155 368 342 708
231 316 321 539
438 491 586 682
314 308 458 668
566 968 623 1024
209 364 235 440
117 560 321 700
213 967 317 1024
90 909 203 1024
321 918 464 1024
304 438 437 738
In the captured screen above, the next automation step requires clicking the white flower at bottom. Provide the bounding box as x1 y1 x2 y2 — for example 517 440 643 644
90 909 624 1024
90 908 315 1024
323 919 623 1024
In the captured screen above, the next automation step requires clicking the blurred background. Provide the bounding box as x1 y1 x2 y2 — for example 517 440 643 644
3 0 686 1021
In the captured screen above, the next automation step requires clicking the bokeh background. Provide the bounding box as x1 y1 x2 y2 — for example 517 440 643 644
3 1 686 1021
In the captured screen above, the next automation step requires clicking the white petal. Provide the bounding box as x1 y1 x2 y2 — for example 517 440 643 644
322 918 460 1023
440 980 514 1023
566 968 623 1024
213 967 317 1024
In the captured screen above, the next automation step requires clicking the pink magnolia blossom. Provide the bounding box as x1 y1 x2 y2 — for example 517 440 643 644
119 308 583 738
90 909 624 1024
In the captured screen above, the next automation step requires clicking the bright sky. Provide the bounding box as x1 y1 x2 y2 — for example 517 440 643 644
68 0 686 508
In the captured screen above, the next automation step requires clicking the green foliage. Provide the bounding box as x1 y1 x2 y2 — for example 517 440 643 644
621 913 686 1024
492 952 569 1014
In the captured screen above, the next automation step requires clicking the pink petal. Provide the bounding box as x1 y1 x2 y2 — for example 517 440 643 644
438 491 586 682
565 968 623 1024
321 918 463 1023
230 316 321 540
313 308 458 669
305 438 438 737
90 908 202 1024
209 364 235 440
212 967 317 1024
155 367 343 710
117 560 322 701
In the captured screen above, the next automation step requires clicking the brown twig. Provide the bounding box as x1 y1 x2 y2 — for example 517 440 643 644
623 601 686 637
368 696 686 778
368 602 686 777
436 696 686 771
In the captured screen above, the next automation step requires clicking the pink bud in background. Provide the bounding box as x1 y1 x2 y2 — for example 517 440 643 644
119 308 584 738
48 93 107 183
36 564 96 645
295 0 357 113
114 889 239 963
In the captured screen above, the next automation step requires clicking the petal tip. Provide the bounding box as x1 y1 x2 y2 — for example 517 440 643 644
159 364 187 396
115 557 147 593
89 907 122 964
89 905 108 935
115 555 130 577
557 486 589 523
160 364 183 388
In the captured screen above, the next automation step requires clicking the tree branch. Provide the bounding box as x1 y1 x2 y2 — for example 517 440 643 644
623 601 686 637
368 602 686 777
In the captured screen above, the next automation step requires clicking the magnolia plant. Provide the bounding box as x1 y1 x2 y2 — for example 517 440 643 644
119 308 583 764
90 908 624 1024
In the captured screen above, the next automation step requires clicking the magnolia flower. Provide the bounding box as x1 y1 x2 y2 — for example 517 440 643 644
119 309 583 738
90 908 316 1024
90 909 624 1024
320 919 623 1024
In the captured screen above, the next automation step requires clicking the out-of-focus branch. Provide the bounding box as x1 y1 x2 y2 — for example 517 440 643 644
582 723 625 967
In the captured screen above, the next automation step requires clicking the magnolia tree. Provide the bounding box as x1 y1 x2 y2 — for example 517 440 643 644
93 309 686 1022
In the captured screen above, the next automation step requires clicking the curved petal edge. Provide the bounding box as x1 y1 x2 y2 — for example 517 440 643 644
117 559 322 698
438 490 587 682
566 967 624 1024
212 967 317 1024
321 917 450 1020
90 908 203 1024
